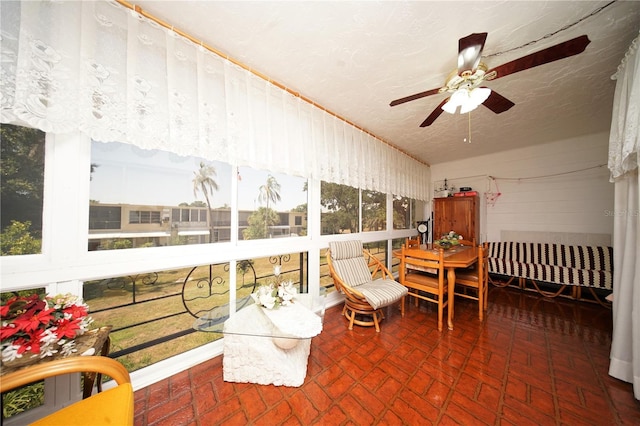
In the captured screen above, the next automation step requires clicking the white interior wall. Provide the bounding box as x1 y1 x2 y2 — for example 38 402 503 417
429 132 614 245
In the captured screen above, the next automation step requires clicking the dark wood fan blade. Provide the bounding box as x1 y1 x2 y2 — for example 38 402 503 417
488 35 590 79
458 32 488 75
420 98 449 127
390 88 441 107
482 89 515 114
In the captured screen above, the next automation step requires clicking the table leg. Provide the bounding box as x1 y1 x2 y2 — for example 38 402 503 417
447 267 456 330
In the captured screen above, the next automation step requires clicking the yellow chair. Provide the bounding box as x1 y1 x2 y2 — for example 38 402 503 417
455 243 489 321
0 356 133 426
399 245 448 331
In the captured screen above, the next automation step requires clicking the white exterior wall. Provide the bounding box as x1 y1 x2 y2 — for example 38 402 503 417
430 132 614 245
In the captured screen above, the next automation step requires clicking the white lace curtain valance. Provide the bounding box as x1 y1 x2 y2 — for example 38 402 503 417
608 30 640 181
0 0 429 200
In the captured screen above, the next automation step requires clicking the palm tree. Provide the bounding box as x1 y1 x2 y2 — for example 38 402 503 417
192 162 218 243
257 175 281 237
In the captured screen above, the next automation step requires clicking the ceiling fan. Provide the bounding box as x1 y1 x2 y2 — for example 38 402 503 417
390 33 591 127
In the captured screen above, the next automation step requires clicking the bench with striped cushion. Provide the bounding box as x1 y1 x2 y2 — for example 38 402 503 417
487 242 613 290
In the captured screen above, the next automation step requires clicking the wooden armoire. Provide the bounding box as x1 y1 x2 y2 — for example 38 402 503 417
433 195 480 243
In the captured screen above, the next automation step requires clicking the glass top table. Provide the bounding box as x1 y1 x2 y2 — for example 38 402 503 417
193 288 327 340
193 288 327 387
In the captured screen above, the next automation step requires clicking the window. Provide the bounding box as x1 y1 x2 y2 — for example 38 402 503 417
237 167 307 240
1 124 45 256
84 264 228 372
320 181 359 235
129 210 161 224
393 195 416 230
362 190 386 232
89 205 122 230
89 141 232 250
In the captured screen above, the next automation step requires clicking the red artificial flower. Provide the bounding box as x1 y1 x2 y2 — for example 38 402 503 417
63 304 88 319
13 333 40 354
54 319 81 339
2 293 91 360
0 323 20 340
13 308 55 332
0 299 15 317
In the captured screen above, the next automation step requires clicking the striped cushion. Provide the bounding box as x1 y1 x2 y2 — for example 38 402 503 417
329 240 364 260
329 241 372 287
487 242 613 289
357 279 408 310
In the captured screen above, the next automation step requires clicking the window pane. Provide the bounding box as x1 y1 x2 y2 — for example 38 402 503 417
237 252 307 296
319 248 336 294
237 167 307 240
1 124 44 256
364 240 387 267
362 190 386 232
89 141 232 250
390 237 405 274
84 265 228 372
320 182 359 235
393 195 416 230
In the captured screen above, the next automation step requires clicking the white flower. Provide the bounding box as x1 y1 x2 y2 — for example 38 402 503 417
2 344 23 362
60 340 77 357
278 281 298 306
274 265 281 277
251 285 277 309
39 329 60 358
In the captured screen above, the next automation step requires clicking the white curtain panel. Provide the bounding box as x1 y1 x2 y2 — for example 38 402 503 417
0 0 429 200
608 30 640 401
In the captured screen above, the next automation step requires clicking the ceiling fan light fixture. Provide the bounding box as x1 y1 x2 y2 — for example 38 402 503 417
442 88 469 114
442 99 459 114
470 87 491 104
442 86 490 115
459 101 479 114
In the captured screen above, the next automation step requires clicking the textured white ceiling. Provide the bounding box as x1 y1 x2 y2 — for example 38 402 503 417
135 1 640 165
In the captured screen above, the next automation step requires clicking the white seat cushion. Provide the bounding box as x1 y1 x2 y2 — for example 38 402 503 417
357 279 408 309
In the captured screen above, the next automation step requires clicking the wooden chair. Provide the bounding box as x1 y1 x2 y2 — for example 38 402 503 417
405 236 421 248
327 240 407 332
399 245 448 331
454 243 489 320
0 356 133 425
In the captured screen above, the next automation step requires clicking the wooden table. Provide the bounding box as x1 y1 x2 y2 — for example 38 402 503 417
396 244 478 330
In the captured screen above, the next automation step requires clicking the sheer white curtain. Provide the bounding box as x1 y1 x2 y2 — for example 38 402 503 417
608 30 640 401
0 0 429 200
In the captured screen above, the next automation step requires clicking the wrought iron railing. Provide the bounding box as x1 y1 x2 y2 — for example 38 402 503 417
86 253 320 366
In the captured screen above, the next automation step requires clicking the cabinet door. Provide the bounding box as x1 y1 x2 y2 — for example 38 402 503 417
433 196 479 242
433 198 449 239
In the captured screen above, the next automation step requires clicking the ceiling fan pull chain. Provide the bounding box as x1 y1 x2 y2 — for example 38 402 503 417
467 111 472 143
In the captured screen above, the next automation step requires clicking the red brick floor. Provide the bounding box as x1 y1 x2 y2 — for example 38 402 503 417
134 286 640 425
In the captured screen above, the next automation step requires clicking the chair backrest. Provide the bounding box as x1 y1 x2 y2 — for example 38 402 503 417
0 356 133 426
400 246 445 281
328 240 372 288
405 237 421 249
458 238 476 247
479 242 489 282
0 356 130 392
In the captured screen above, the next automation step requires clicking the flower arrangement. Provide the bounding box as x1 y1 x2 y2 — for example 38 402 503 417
1 293 93 363
434 231 464 249
251 266 298 310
